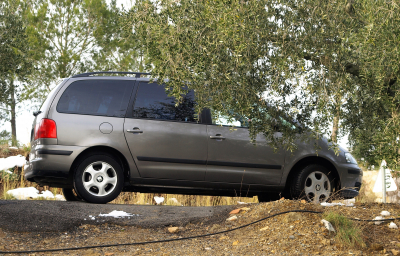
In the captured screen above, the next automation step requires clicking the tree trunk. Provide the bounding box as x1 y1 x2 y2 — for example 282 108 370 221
10 78 17 146
331 95 341 143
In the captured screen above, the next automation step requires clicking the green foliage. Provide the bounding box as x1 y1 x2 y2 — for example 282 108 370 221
22 0 141 103
323 211 365 248
123 0 400 163
0 0 33 144
0 130 10 144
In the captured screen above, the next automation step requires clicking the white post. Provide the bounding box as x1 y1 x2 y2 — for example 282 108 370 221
382 164 386 203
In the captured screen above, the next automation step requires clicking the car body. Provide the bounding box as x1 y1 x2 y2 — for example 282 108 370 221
25 72 362 203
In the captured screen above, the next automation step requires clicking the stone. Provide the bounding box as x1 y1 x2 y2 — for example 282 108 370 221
321 219 335 232
392 249 400 256
229 209 241 214
289 235 295 239
168 227 179 233
389 222 398 229
226 215 238 221
374 216 384 225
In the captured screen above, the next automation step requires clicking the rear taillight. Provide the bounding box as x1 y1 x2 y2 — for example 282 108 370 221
34 118 57 140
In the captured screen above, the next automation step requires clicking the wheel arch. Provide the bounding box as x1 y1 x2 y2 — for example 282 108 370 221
67 146 130 186
283 156 341 196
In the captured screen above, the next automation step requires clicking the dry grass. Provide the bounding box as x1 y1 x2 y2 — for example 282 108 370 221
0 170 258 205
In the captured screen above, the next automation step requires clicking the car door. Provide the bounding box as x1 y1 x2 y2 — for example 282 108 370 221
124 81 208 181
205 112 286 188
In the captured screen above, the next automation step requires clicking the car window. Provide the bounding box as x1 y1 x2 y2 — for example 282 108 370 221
56 80 132 117
132 82 196 122
212 111 250 128
211 109 297 130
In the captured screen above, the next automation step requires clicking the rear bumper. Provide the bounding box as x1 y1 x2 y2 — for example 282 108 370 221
25 144 86 187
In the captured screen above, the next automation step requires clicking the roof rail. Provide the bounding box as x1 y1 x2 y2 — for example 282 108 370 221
72 71 151 78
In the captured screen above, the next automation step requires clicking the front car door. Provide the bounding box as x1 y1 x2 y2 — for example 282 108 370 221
124 81 208 183
205 112 286 190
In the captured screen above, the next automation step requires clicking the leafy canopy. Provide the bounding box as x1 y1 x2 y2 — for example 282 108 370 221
123 0 400 166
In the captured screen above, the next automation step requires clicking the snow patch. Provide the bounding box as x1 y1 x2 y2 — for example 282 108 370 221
98 210 138 218
320 202 354 207
154 196 164 205
0 155 26 171
6 187 64 200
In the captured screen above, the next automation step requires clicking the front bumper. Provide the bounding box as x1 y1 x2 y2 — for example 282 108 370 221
336 162 363 199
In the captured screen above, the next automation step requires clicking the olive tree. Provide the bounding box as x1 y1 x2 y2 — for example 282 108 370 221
123 0 400 167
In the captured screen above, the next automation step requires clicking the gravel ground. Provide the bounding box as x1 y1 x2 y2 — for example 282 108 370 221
0 200 400 255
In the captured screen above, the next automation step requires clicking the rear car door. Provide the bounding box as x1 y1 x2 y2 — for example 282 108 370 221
124 81 208 181
205 112 286 188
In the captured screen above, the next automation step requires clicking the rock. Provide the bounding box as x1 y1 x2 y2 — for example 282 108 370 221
229 209 241 214
226 215 238 221
289 235 295 239
283 212 304 223
374 216 384 225
219 236 229 240
392 249 400 256
301 200 307 204
241 207 251 211
381 211 391 216
389 222 398 229
370 243 384 251
168 227 180 233
321 219 335 232
232 240 239 245
259 226 269 231
205 247 212 250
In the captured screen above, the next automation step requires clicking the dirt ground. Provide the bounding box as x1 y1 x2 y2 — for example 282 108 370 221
0 200 399 256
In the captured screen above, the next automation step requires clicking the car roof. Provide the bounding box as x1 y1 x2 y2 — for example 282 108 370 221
71 71 151 78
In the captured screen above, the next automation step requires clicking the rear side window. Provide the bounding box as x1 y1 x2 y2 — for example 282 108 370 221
57 80 132 117
132 82 196 122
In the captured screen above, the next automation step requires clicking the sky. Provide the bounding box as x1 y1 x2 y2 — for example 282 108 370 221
0 0 349 150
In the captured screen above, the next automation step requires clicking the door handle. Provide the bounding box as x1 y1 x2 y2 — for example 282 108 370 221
210 134 225 140
127 127 143 133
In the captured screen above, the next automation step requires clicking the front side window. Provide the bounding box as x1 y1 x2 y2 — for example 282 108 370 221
212 110 250 128
132 82 196 122
57 80 132 117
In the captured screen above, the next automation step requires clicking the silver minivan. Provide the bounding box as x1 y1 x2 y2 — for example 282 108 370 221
25 72 362 204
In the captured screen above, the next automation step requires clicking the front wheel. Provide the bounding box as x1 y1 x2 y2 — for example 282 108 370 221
73 154 124 204
290 164 335 203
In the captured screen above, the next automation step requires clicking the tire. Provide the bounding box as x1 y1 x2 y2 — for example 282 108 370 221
290 164 335 203
62 188 84 201
73 154 124 204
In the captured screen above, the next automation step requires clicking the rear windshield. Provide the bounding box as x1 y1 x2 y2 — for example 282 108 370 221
56 80 133 117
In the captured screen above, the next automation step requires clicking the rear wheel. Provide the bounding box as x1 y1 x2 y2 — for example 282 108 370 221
291 164 334 203
73 154 124 204
62 188 83 201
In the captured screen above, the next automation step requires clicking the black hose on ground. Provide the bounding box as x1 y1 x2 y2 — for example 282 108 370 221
0 209 399 254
